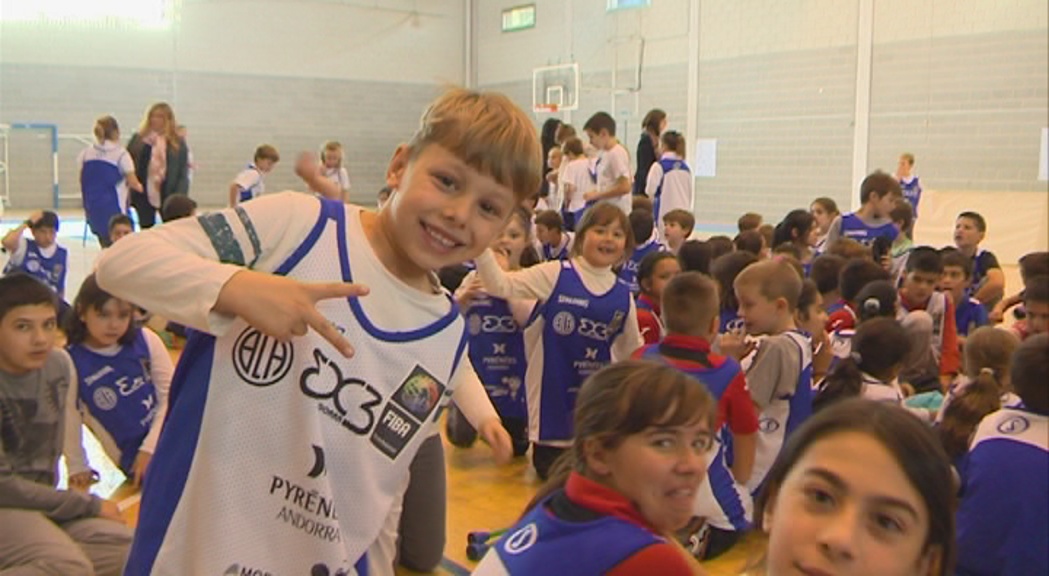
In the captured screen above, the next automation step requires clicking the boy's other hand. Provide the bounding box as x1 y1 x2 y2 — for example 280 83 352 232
67 470 98 493
294 152 322 183
477 417 513 465
218 270 370 359
718 331 756 361
97 500 126 524
131 451 152 488
26 210 44 226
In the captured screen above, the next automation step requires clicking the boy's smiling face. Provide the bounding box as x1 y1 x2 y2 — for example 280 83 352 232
0 303 57 375
31 226 56 249
383 144 516 274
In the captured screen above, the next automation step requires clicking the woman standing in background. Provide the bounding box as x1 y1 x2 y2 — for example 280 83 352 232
633 108 666 197
127 102 190 228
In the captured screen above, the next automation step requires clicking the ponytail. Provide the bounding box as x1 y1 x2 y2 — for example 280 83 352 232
813 354 865 413
938 371 1001 460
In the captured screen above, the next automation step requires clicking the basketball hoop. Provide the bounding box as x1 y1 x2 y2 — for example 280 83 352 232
534 103 559 114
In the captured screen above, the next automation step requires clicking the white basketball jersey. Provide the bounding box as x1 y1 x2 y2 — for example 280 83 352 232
126 202 466 575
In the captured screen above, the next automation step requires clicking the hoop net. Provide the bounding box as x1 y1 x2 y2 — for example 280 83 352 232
533 103 559 114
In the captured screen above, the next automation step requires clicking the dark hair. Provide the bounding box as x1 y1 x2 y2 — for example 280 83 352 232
810 254 846 295
826 237 872 260
956 211 987 233
773 209 816 248
94 115 120 142
772 242 802 261
631 195 654 214
571 203 635 261
810 197 839 216
65 274 136 347
737 212 762 233
628 209 654 245
108 213 133 233
530 361 717 512
534 209 564 232
905 246 944 275
30 211 60 231
641 109 666 136
705 235 734 261
662 209 695 234
711 251 758 314
555 124 577 145
660 130 685 157
940 247 972 279
890 201 915 238
859 170 902 203
1011 333 1049 414
561 136 585 157
1019 252 1049 280
1024 274 1049 305
662 272 719 336
854 280 898 322
677 239 712 275
755 399 956 576
540 118 563 198
814 318 909 412
0 274 56 323
161 194 197 222
797 279 821 321
733 230 764 256
583 112 616 137
840 259 890 303
637 251 679 297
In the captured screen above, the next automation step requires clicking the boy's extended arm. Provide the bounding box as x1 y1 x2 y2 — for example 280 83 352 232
973 268 1005 306
474 249 559 301
825 215 843 247
61 355 91 480
731 433 756 486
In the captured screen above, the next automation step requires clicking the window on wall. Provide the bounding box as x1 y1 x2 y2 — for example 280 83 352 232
501 4 536 33
0 0 174 28
607 0 651 12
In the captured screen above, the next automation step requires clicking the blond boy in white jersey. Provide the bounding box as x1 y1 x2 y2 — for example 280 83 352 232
95 89 539 576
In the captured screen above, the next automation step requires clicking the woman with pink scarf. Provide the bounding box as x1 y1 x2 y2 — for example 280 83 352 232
127 103 190 228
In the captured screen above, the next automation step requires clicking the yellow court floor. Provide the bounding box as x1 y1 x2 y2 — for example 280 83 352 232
102 425 764 576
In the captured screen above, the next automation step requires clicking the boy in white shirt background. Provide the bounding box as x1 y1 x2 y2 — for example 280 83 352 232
582 112 632 215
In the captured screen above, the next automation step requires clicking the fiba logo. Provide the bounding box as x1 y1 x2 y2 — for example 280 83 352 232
552 311 576 336
233 326 294 387
997 415 1030 435
758 417 780 433
93 387 118 411
503 523 538 555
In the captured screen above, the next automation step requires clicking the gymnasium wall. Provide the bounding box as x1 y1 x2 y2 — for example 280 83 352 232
476 0 1049 230
0 0 466 209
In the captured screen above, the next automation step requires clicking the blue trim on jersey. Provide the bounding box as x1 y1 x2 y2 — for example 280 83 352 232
273 199 331 275
124 333 216 574
329 200 461 343
652 157 689 222
839 213 898 245
493 491 662 574
81 158 125 238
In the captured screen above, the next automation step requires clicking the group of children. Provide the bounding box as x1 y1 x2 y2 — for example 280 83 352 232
0 89 1045 576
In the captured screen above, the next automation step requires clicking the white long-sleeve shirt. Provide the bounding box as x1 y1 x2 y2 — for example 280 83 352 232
94 192 497 429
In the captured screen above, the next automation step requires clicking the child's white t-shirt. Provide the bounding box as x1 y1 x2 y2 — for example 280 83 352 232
232 165 264 202
561 158 592 213
596 143 632 214
323 166 351 192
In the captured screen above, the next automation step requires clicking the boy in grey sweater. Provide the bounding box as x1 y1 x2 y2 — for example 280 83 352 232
0 274 132 575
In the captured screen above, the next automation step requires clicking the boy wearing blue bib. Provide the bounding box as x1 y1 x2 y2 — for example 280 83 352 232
826 171 902 247
228 144 279 207
78 116 143 248
2 211 68 301
95 89 536 576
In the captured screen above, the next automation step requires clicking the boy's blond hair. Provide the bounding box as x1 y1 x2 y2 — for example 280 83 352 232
255 144 280 163
734 258 803 311
662 272 720 336
408 88 542 203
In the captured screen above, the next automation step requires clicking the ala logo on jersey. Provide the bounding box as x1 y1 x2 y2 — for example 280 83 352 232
371 365 447 460
758 417 780 433
93 387 119 411
997 415 1030 435
552 311 576 336
233 326 294 387
503 523 538 555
